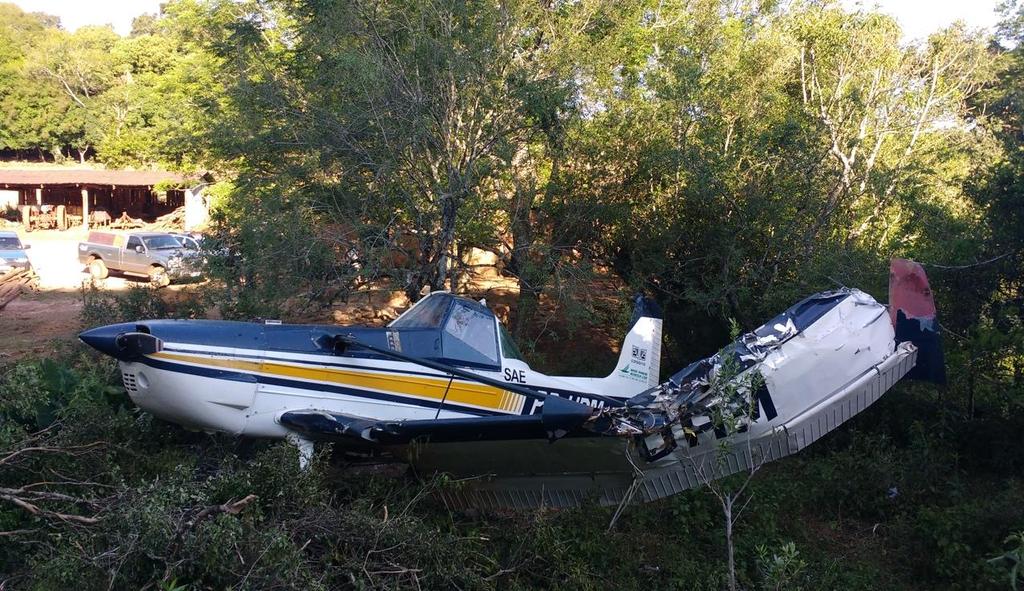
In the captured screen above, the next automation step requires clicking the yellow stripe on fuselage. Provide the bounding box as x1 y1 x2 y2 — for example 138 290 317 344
149 351 523 413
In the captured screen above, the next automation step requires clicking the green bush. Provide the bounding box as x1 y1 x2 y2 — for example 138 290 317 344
79 282 208 328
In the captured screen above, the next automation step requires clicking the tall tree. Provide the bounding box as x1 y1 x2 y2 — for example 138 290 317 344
33 25 120 162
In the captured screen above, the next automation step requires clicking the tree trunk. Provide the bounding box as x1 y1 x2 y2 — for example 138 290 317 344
509 182 536 340
405 229 436 302
967 356 976 420
724 495 737 591
434 193 459 292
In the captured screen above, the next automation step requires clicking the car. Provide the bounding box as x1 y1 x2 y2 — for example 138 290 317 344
0 230 32 273
169 231 202 251
77 231 200 287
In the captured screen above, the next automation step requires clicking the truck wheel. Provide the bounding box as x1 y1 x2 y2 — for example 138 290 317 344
149 266 170 288
89 258 108 280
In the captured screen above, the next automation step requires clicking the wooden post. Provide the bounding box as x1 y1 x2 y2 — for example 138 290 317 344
35 187 42 206
81 187 89 230
56 205 66 230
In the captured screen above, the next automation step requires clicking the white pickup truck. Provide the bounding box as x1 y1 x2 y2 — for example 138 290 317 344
77 231 199 287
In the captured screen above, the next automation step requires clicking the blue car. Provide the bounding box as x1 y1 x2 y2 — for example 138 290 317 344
0 230 32 273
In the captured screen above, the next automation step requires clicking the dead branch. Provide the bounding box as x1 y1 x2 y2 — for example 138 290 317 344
0 490 102 525
192 494 258 522
160 494 259 582
0 442 106 467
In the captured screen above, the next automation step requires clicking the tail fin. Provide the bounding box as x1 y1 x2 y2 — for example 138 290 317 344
607 295 664 388
890 258 946 384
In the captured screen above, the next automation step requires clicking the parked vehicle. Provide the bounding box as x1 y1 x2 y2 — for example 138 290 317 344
77 231 199 287
169 231 203 252
0 230 31 273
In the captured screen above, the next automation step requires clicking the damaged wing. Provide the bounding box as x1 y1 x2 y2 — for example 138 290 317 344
416 260 942 510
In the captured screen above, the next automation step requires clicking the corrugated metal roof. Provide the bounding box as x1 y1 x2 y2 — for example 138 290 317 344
0 169 188 187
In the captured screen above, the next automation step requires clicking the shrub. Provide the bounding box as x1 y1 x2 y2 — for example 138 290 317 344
79 282 207 328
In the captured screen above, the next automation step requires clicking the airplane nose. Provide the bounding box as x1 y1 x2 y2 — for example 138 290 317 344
79 323 147 360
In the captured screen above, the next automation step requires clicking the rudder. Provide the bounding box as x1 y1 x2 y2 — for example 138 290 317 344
890 258 946 384
607 295 663 388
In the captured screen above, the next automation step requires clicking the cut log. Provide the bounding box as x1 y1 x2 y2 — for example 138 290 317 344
0 268 39 311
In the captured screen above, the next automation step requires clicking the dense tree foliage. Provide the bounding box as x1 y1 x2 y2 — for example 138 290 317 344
0 1 222 166
2 0 1024 589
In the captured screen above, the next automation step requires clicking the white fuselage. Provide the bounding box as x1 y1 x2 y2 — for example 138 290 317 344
117 341 645 438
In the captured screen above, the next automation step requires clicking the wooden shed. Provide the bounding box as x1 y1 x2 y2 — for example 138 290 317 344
0 169 188 229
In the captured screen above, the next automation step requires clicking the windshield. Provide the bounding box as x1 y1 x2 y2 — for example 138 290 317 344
498 325 525 361
390 294 502 367
0 237 23 249
142 235 183 250
442 302 498 365
391 294 451 329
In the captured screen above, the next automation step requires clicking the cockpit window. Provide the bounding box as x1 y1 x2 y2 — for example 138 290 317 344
388 293 501 368
498 325 525 361
390 294 451 329
442 302 499 365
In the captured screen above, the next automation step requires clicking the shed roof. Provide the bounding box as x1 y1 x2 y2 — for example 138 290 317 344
0 169 188 188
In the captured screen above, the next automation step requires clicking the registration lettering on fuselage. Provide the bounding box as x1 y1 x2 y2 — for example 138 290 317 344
503 368 526 383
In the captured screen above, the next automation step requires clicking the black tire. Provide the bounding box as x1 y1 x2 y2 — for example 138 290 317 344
88 258 108 280
149 265 170 288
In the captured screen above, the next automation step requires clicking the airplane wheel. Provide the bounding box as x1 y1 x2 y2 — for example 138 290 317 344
149 266 170 288
89 258 108 280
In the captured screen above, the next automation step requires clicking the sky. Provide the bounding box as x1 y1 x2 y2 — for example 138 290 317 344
843 0 1003 41
8 0 1007 39
10 0 164 35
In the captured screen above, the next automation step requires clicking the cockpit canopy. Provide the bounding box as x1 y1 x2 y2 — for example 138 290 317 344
390 292 523 368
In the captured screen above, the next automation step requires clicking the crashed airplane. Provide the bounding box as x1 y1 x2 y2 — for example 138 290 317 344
79 259 944 509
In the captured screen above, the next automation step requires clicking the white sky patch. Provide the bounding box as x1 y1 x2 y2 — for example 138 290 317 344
9 0 1004 41
9 0 164 35
842 0 1002 42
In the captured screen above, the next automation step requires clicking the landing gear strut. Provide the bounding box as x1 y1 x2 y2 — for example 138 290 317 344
286 433 315 469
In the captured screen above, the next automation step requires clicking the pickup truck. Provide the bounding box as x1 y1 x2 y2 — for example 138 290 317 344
78 231 198 287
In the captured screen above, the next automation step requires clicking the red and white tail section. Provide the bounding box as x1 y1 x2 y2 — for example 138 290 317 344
890 258 946 384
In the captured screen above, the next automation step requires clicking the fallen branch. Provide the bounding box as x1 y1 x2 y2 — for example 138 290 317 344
0 486 102 510
160 494 259 583
0 490 102 525
0 442 106 467
192 494 258 523
166 494 260 552
0 529 38 537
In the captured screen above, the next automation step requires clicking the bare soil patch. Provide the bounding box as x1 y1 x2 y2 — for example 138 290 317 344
0 289 83 361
